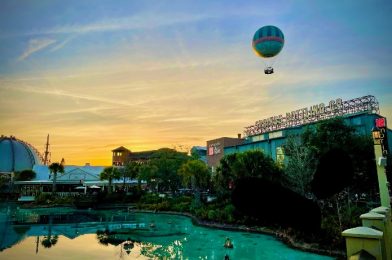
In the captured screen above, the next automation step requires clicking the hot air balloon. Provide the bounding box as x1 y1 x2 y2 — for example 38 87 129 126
252 25 284 74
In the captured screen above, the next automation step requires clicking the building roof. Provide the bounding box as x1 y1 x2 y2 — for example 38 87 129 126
112 146 130 152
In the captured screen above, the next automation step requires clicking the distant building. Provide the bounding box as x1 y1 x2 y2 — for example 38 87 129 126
206 135 244 171
14 164 140 200
112 146 131 166
112 146 157 166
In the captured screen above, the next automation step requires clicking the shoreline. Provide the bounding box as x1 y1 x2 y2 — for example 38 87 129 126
133 209 344 258
16 202 344 258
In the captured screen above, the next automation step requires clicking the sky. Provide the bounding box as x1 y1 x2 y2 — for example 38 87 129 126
1 0 392 166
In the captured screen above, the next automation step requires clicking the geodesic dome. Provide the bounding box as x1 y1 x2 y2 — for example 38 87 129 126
0 136 42 173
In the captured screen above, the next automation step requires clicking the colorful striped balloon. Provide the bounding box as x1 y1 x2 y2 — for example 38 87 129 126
252 25 284 58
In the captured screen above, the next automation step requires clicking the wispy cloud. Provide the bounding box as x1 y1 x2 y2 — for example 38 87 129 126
17 38 56 61
30 13 215 35
50 35 76 52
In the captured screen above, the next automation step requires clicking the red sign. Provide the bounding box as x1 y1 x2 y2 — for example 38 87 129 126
375 118 386 128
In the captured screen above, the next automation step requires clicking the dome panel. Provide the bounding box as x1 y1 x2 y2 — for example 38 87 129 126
0 136 42 173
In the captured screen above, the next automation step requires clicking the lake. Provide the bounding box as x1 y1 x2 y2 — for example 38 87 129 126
0 204 333 259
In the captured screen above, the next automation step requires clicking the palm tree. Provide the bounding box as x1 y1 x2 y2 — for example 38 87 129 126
49 162 64 195
100 166 121 194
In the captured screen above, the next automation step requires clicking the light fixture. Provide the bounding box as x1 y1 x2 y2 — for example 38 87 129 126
372 126 381 144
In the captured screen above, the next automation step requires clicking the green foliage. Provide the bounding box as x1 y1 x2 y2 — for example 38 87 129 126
100 166 121 194
282 135 314 195
214 150 282 198
35 193 55 204
138 164 158 187
49 162 64 194
124 161 140 180
302 117 377 193
148 148 190 193
178 160 210 190
34 193 75 205
14 170 36 181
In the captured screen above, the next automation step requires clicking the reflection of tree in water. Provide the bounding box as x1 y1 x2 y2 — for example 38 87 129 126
41 235 58 248
41 213 59 249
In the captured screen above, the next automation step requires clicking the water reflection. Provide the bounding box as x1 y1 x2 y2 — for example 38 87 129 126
0 204 332 259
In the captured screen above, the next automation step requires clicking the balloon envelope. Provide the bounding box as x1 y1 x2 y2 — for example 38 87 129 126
252 25 284 58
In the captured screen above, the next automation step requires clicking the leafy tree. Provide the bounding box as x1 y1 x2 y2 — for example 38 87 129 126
282 135 314 196
49 163 64 195
232 150 282 181
122 162 140 189
14 170 36 181
214 153 237 198
138 163 159 190
100 166 121 194
302 117 377 193
178 159 210 191
214 150 282 198
149 148 189 193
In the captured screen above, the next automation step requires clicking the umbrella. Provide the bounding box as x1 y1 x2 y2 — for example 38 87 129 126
89 185 101 189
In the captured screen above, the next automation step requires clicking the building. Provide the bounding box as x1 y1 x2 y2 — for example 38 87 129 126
112 146 131 166
112 146 158 166
209 96 392 168
14 164 139 200
0 135 43 174
206 135 244 170
191 146 207 163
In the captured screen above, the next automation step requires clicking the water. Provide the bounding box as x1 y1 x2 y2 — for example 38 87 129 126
0 204 333 260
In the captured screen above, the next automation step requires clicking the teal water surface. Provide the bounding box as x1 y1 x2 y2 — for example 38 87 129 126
0 204 333 259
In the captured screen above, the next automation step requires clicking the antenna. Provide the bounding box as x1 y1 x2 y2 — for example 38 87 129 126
43 134 51 165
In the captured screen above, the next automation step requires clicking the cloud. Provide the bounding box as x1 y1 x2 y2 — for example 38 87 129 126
50 35 76 52
18 38 56 61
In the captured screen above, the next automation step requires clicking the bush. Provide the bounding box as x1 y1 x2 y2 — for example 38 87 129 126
208 210 217 220
35 193 55 204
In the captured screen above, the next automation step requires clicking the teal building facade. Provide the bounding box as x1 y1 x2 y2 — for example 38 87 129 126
224 96 391 163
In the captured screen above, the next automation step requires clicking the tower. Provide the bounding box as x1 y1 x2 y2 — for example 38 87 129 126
43 134 51 166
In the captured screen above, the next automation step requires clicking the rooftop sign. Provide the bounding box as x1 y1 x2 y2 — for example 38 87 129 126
244 95 379 136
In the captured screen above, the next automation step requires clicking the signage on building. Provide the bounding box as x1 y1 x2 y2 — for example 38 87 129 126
375 117 389 157
208 143 221 156
244 95 380 136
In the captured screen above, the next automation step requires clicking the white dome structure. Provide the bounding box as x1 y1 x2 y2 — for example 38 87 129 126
0 135 42 173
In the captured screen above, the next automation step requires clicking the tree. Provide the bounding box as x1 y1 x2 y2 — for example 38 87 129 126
302 117 377 194
100 166 121 194
282 135 314 196
49 163 64 195
138 164 158 191
123 161 140 189
178 160 210 191
149 148 189 193
213 150 282 198
14 169 36 181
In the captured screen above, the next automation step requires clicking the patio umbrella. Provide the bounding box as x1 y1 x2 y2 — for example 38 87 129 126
90 185 101 189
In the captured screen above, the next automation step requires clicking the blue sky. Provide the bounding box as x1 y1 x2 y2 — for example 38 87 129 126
1 0 391 165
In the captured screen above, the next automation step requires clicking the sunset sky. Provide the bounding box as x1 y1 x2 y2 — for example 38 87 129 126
1 0 392 166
